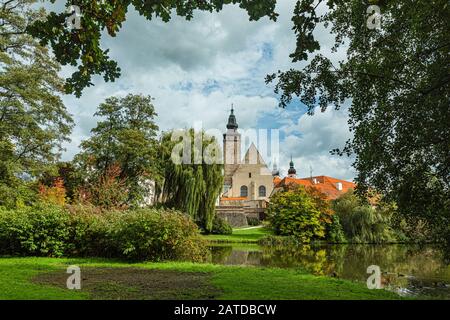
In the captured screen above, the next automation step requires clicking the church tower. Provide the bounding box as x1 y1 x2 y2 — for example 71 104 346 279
223 105 241 191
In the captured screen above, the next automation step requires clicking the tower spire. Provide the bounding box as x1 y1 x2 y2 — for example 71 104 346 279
226 104 238 130
288 155 297 177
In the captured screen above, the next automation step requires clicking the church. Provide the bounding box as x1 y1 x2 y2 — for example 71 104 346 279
216 107 356 227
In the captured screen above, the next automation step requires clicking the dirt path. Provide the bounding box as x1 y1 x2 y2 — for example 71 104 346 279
33 267 222 300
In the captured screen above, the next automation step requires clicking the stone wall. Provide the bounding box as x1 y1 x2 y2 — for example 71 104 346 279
216 206 248 228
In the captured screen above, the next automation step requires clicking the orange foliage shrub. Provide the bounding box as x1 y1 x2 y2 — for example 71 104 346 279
38 177 67 206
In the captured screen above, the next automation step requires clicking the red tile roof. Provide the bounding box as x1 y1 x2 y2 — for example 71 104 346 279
274 175 356 200
273 176 282 185
220 197 247 201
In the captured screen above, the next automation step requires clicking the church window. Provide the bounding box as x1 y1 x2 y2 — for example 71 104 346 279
259 186 267 197
249 173 252 178
240 186 248 197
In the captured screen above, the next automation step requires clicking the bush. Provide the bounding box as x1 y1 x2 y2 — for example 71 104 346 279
0 204 70 257
0 205 207 262
107 209 207 261
267 187 326 243
247 216 260 226
210 216 232 235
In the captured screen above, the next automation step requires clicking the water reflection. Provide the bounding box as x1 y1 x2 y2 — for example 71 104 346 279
208 244 450 299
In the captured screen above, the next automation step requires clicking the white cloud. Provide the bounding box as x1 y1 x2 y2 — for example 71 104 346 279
279 106 355 181
43 1 354 180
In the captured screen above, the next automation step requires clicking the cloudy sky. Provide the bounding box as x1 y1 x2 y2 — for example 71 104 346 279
42 1 355 181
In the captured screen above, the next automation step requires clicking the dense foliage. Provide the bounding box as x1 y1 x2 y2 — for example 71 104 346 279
247 216 261 227
266 187 408 244
76 94 160 207
38 178 67 206
325 214 347 243
0 0 73 208
265 0 450 244
211 216 232 235
75 164 129 210
267 186 326 243
159 129 223 233
332 191 396 243
0 205 207 262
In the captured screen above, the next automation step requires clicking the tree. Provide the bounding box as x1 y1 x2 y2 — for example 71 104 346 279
38 177 67 206
265 0 449 243
40 162 84 202
158 129 223 232
76 94 159 206
332 191 396 244
27 0 278 96
267 186 326 243
0 0 74 207
76 163 129 210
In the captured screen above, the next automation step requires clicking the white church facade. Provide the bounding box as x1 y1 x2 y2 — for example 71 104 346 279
217 107 277 226
216 107 356 227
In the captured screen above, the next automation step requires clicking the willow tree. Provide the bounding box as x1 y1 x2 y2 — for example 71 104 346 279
158 129 223 233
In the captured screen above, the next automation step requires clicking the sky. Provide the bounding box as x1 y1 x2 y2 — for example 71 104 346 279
41 1 356 181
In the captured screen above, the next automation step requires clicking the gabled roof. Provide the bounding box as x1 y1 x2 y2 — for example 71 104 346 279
242 143 266 165
274 175 356 200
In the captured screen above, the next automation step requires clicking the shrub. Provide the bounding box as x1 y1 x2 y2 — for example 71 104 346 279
210 216 232 235
0 204 70 257
107 209 207 261
247 216 260 226
0 205 207 262
267 187 326 243
65 205 111 257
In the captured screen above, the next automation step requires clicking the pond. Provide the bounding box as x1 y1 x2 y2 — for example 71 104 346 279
208 244 450 299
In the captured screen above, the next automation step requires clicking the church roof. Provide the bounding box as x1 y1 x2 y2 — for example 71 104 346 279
226 106 238 130
242 143 267 165
288 156 296 175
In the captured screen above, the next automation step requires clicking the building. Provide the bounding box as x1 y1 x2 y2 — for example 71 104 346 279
273 174 356 200
216 107 356 227
217 106 275 226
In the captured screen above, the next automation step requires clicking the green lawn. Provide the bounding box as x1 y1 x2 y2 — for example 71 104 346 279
202 226 271 243
0 257 404 300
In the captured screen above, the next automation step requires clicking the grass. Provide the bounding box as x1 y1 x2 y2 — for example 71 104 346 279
0 257 405 300
202 226 271 243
